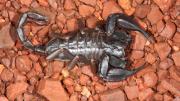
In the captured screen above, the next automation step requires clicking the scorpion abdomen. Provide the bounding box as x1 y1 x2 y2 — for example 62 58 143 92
67 29 105 60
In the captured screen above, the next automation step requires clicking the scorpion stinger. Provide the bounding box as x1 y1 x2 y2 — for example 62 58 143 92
16 12 48 54
106 13 155 43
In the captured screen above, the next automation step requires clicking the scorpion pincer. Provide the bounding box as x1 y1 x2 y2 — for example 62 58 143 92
16 11 155 82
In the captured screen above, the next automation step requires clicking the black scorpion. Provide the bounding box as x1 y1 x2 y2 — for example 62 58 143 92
16 12 155 81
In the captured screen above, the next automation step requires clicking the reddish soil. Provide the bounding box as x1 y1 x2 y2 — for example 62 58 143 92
0 0 179 101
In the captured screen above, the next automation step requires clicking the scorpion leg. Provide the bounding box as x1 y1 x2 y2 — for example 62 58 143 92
103 63 145 81
17 12 48 54
68 55 89 70
46 48 89 70
105 13 155 43
46 48 74 61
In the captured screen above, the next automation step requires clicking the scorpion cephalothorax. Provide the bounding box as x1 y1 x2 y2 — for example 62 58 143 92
16 11 155 81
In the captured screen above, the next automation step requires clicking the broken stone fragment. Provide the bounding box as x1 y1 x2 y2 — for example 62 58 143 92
102 1 122 20
37 79 69 101
0 23 15 48
147 5 163 25
160 21 176 39
100 88 126 101
154 42 171 60
138 88 154 101
6 82 28 101
161 79 180 96
172 51 180 66
124 85 139 100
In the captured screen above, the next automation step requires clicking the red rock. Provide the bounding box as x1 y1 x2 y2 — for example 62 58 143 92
136 65 155 77
133 32 147 50
48 0 57 9
157 69 168 80
100 89 126 101
147 6 163 25
70 93 78 101
130 50 144 59
1 57 11 68
95 83 106 93
169 66 180 82
57 13 66 24
161 79 180 96
153 93 163 101
86 16 98 28
33 62 42 74
67 18 78 32
81 86 91 98
74 84 82 92
37 26 49 38
79 0 96 6
143 72 158 87
79 5 95 17
0 96 8 101
173 32 180 43
19 0 32 6
66 86 74 94
153 0 175 12
23 93 34 101
172 51 180 66
145 53 156 64
135 4 151 18
156 20 165 33
37 0 49 6
138 88 154 101
37 79 69 101
160 21 176 39
102 1 122 20
157 83 168 94
6 82 28 101
8 10 16 22
0 23 15 48
0 68 13 82
16 55 32 73
118 0 135 16
124 86 139 100
29 54 39 62
174 97 180 101
81 65 94 77
159 58 173 69
80 74 90 85
64 0 76 10
105 81 124 89
51 60 64 73
154 42 171 60
163 94 173 101
63 78 74 86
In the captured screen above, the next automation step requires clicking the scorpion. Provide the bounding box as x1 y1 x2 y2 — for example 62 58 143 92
16 12 155 81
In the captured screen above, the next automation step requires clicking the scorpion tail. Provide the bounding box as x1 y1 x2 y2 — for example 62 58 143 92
16 12 48 54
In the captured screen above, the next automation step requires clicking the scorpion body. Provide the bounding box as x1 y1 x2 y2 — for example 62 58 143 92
17 12 155 81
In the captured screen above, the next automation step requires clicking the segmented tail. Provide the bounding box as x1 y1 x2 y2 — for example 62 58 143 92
16 12 48 54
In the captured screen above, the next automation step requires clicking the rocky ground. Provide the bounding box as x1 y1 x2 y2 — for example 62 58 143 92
0 0 179 101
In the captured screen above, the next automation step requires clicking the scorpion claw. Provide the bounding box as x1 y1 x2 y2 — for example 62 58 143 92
106 13 155 43
103 64 146 82
98 53 146 81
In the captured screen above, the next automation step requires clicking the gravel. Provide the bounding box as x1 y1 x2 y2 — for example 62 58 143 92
0 0 179 100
